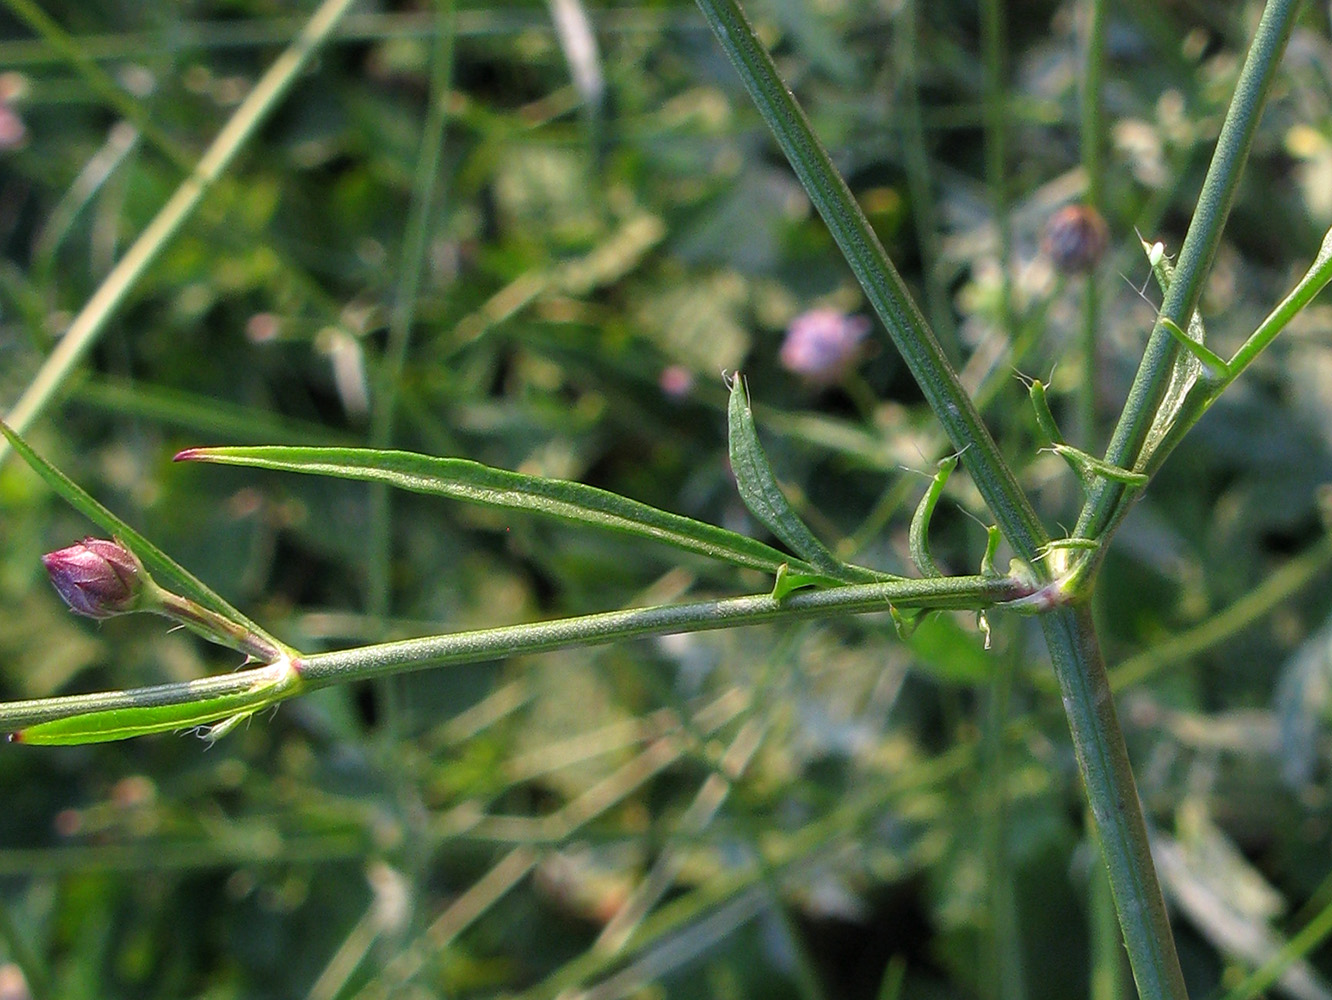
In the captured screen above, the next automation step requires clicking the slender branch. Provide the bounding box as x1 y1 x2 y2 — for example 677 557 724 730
1075 0 1301 543
1040 606 1189 1000
0 574 1026 733
692 0 1050 564
1077 0 1108 446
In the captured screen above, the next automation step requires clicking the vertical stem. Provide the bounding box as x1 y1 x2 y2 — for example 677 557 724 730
1075 0 1301 541
981 642 1027 1000
693 0 1050 563
1076 0 1108 447
896 0 958 360
980 0 1014 340
1040 606 1188 1000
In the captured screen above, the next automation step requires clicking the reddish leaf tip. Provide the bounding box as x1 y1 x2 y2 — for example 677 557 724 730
172 448 201 462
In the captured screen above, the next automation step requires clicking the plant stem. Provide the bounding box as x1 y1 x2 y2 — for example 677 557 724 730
1078 0 1108 446
693 0 1050 564
0 574 1025 733
980 0 1015 341
896 0 958 359
0 0 362 468
1040 605 1188 1000
1139 223 1332 479
1075 0 1301 543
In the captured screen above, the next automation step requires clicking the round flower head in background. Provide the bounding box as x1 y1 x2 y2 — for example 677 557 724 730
658 364 695 398
1042 204 1110 275
779 308 872 383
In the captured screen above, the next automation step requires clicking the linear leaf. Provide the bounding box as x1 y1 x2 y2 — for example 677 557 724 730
176 444 828 580
726 376 892 584
13 660 300 745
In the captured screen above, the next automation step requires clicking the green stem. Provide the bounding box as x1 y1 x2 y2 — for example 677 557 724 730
0 0 362 467
980 0 1015 341
0 574 1026 733
1077 0 1107 445
368 0 456 616
692 0 1050 564
1075 0 1301 542
896 0 958 359
152 587 286 663
1040 606 1188 1000
1139 224 1332 479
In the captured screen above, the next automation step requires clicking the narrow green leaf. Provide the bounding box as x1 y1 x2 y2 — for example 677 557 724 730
14 659 301 745
769 563 823 600
0 420 292 658
177 442 827 581
1141 238 1210 463
981 524 1002 577
725 375 890 583
1158 317 1228 381
910 455 956 578
1028 379 1063 445
1054 444 1149 489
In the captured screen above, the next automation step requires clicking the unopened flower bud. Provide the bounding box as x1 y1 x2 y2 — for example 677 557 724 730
1042 204 1109 275
42 538 146 618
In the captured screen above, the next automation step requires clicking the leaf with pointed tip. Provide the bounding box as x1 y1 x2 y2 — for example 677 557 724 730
726 375 892 584
177 442 829 581
910 455 956 578
13 661 300 745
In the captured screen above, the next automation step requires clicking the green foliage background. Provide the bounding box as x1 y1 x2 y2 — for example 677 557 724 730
3 0 1332 997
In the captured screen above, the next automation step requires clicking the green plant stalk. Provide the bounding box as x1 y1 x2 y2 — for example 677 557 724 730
1139 223 1332 480
1077 0 1107 445
0 0 361 468
1075 0 1301 543
0 574 1024 734
695 3 1187 995
980 0 1015 341
1041 606 1188 1000
895 0 957 358
368 0 456 618
692 0 1050 565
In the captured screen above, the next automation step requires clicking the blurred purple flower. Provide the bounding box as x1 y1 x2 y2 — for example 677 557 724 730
659 364 694 398
42 538 146 619
780 308 871 383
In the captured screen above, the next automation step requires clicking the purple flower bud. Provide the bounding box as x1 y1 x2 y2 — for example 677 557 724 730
779 308 871 383
42 538 146 619
1042 204 1109 275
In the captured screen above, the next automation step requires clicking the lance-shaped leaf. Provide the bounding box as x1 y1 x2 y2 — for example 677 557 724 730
13 658 301 745
726 375 892 583
1140 239 1212 467
177 443 831 581
909 455 955 578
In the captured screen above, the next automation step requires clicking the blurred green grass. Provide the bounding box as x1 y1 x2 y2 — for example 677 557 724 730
2 0 1332 997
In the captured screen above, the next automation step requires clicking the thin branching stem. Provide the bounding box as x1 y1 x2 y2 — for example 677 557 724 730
0 574 1022 733
1076 0 1301 542
692 0 1050 564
